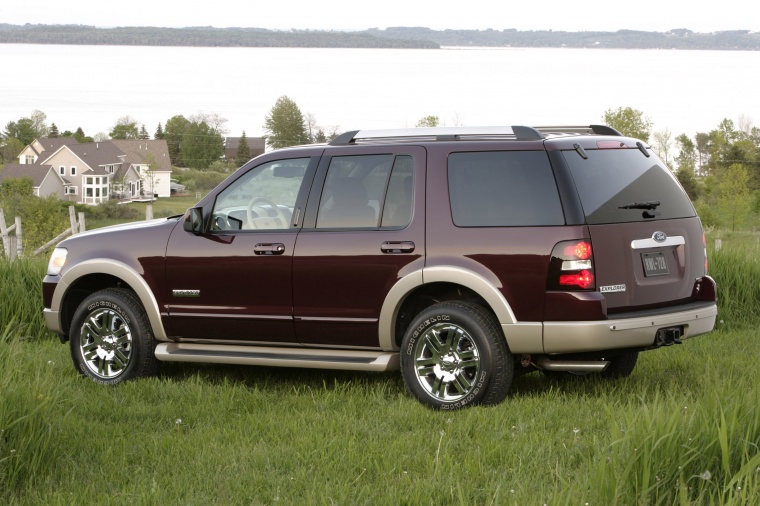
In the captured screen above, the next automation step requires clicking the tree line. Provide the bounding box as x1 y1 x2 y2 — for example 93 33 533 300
2 24 759 50
0 24 436 49
1 97 338 170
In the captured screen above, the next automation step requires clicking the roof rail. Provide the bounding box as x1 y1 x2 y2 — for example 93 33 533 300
329 126 545 146
534 125 623 136
328 124 622 146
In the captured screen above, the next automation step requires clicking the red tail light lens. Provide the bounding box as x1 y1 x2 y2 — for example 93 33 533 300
702 231 709 274
563 241 592 260
560 270 595 289
547 240 596 291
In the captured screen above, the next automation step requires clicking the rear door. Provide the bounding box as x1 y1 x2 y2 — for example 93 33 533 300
561 145 706 313
292 146 426 348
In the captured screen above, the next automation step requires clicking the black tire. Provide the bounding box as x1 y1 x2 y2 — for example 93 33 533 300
400 301 513 410
69 288 159 385
600 351 639 379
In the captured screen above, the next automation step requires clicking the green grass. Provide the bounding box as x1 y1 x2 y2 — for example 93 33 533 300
2 233 759 504
2 328 759 504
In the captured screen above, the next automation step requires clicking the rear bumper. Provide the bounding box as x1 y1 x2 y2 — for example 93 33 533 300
541 302 717 354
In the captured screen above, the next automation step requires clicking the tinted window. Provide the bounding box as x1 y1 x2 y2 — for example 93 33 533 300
448 151 564 227
381 156 414 228
562 149 695 224
317 154 414 229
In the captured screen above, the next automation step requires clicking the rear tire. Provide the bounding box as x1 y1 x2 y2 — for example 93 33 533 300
69 288 159 385
400 301 513 410
600 351 639 379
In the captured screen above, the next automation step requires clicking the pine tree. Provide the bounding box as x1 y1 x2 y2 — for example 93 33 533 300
236 131 251 163
49 123 60 138
155 122 165 140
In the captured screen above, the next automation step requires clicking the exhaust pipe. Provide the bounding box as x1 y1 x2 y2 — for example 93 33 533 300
534 356 609 373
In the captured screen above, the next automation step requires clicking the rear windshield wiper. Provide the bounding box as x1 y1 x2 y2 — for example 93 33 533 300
618 201 661 210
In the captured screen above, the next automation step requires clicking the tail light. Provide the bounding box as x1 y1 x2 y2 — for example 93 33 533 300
547 240 595 290
702 230 709 274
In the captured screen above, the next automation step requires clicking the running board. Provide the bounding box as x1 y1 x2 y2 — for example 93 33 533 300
154 343 400 372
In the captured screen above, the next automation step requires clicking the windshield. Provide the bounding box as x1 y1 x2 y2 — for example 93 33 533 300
563 148 695 225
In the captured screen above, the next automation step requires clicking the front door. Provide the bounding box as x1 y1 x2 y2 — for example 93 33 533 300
164 156 317 343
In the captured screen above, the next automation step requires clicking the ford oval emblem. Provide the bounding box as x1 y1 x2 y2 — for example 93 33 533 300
653 231 667 243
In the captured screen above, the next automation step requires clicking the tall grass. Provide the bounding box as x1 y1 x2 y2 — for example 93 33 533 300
0 322 68 496
708 239 760 327
0 233 759 503
0 257 50 340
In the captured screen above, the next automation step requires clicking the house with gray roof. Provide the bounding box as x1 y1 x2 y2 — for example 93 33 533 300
0 163 69 198
1 137 173 204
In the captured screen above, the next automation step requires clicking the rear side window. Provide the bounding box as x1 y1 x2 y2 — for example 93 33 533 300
448 151 564 227
563 149 696 224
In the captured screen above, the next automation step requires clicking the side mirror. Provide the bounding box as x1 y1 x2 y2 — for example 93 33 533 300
183 207 204 234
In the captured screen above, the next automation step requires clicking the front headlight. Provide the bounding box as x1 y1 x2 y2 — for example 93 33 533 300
47 248 68 276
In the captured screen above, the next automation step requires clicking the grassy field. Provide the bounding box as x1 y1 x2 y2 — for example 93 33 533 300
1 234 759 504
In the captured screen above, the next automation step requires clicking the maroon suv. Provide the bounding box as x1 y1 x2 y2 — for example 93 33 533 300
43 125 717 409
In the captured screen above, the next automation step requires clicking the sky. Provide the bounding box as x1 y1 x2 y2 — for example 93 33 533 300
0 0 756 33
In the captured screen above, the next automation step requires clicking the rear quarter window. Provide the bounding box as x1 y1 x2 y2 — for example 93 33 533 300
562 149 696 224
448 151 565 227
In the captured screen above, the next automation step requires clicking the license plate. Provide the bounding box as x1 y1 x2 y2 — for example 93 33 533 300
642 252 668 277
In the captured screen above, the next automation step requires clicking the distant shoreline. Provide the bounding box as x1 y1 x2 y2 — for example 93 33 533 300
1 24 758 50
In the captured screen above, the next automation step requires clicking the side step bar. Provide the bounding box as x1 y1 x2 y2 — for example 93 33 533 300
155 343 400 372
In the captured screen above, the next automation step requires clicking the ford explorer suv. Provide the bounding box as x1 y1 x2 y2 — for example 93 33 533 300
43 125 717 409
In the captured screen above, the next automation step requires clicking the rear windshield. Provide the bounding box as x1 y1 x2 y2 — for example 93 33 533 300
562 148 695 225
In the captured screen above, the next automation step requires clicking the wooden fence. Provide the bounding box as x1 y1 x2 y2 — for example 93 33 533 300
1 204 154 262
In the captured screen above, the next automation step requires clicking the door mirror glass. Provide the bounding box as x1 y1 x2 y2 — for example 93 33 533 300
184 207 204 234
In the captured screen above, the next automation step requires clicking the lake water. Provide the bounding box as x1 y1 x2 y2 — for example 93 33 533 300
1 44 759 140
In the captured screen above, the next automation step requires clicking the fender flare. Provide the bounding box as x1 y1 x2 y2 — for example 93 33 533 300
52 259 168 341
378 266 517 351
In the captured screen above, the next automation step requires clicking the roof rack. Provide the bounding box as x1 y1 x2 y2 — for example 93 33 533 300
329 124 620 146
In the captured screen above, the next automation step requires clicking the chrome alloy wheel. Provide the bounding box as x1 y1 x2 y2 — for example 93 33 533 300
78 307 134 379
413 322 481 402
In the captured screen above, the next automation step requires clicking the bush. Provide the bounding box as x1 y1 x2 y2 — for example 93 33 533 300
89 200 139 220
173 169 228 192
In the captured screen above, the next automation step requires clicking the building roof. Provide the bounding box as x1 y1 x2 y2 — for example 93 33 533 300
30 137 79 157
0 163 59 187
224 136 266 161
65 142 126 176
111 140 172 172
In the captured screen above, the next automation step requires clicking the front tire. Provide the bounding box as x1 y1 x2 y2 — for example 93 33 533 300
69 288 159 385
400 301 513 410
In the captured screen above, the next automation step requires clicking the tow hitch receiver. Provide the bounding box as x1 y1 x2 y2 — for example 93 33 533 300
655 327 683 346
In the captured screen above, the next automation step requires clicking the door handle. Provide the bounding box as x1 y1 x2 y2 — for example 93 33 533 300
381 241 415 254
254 243 286 255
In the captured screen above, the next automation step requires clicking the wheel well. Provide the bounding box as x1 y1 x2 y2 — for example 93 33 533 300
60 274 139 339
394 282 495 347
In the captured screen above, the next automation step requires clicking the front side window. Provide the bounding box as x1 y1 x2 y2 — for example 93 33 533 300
448 151 565 227
316 154 414 229
211 158 310 231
